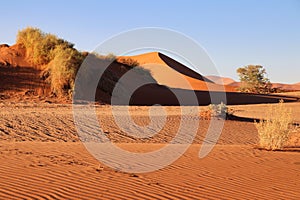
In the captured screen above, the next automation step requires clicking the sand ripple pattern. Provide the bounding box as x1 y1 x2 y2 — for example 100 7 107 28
0 143 299 200
0 103 258 144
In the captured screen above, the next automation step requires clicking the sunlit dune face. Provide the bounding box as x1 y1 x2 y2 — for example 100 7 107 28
119 52 236 92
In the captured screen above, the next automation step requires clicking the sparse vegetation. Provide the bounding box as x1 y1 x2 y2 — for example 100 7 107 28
16 27 74 66
14 27 154 99
117 57 139 67
16 27 84 97
46 45 85 97
93 53 117 62
255 100 295 150
208 102 228 118
237 65 271 94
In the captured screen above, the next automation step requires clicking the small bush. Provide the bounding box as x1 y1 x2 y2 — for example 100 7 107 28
16 27 83 97
117 57 139 67
92 53 116 62
16 27 73 66
255 100 294 150
208 102 228 118
105 53 117 62
46 45 84 97
15 27 155 99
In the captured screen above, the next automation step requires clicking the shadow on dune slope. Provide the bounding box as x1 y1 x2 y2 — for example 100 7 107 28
126 83 299 106
0 65 48 94
157 52 213 82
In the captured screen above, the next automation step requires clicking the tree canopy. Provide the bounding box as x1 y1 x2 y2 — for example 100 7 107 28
237 65 271 94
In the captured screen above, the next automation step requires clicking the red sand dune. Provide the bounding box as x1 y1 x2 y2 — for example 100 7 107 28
0 44 53 99
120 52 236 92
228 82 300 92
272 83 300 91
0 44 299 105
117 52 299 105
205 75 236 85
228 81 241 88
0 44 29 67
209 75 300 92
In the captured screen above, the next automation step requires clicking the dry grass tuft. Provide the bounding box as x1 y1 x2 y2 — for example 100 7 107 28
15 27 154 99
117 57 139 67
16 27 74 66
16 27 84 97
46 45 84 97
255 100 295 150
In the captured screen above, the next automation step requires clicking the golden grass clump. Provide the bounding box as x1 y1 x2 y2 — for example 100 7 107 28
16 27 84 97
15 27 153 98
255 100 294 150
46 45 84 97
16 27 74 66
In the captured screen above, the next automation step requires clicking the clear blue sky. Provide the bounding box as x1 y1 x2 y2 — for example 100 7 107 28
1 0 299 83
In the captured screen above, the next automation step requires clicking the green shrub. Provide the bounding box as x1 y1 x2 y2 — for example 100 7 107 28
237 65 271 94
255 100 294 150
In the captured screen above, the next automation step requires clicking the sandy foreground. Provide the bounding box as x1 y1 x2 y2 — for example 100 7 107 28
0 102 300 199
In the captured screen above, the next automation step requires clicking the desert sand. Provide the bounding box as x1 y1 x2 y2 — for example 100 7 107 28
1 41 300 199
118 52 299 105
1 44 298 106
120 52 237 92
0 101 300 199
205 75 236 86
